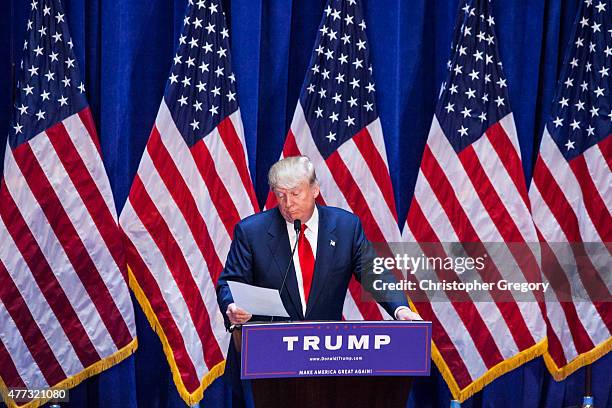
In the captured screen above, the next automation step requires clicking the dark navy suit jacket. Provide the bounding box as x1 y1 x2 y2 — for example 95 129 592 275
216 205 408 325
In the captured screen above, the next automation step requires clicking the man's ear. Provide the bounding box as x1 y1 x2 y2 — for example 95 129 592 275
312 183 320 199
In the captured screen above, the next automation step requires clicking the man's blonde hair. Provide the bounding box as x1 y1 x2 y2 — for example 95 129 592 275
268 156 318 190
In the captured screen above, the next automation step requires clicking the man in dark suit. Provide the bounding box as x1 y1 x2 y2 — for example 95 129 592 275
217 155 421 325
216 155 420 406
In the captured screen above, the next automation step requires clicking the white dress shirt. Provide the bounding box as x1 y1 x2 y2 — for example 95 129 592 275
285 206 319 315
284 206 408 319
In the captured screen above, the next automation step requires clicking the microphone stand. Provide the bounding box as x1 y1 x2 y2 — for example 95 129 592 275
272 219 301 323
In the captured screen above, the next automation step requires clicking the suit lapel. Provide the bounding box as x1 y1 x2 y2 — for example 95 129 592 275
267 208 304 320
305 206 337 318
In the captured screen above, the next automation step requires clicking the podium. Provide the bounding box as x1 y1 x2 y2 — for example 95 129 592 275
233 321 431 407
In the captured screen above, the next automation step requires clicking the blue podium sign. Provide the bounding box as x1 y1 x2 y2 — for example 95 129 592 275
241 320 431 379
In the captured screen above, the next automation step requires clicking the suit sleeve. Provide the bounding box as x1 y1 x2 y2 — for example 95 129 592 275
216 222 253 330
351 218 409 318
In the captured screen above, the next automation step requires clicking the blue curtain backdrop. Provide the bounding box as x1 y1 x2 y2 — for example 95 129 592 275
1 0 611 407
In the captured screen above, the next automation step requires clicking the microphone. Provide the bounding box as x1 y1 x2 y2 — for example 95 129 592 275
274 219 301 322
293 219 302 235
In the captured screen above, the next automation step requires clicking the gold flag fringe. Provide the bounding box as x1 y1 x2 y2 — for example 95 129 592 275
544 336 611 382
432 339 547 402
409 299 549 403
0 338 137 408
128 266 226 406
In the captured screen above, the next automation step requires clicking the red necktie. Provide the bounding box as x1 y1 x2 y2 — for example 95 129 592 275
298 224 315 305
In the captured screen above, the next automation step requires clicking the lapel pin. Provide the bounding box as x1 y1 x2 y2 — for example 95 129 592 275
330 240 336 247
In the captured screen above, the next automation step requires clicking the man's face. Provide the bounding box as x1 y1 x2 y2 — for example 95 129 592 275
273 180 320 223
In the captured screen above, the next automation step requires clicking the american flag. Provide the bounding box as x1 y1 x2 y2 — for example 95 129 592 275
529 0 611 380
0 0 137 406
402 0 547 401
118 0 258 404
265 0 402 321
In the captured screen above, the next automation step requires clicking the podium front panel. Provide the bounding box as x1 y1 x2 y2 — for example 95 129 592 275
241 320 431 379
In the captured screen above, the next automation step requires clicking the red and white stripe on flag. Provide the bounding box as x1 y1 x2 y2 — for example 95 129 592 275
119 1 258 403
120 102 258 404
404 113 548 402
1 0 136 405
0 109 137 408
403 114 546 400
402 0 547 400
530 129 611 380
527 0 611 380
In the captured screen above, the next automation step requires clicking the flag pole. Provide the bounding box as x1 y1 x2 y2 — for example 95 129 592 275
585 364 591 395
582 364 593 407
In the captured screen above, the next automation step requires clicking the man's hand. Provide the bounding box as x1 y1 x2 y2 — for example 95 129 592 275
226 303 252 325
396 308 423 321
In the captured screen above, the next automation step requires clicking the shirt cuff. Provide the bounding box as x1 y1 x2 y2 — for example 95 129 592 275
394 306 410 320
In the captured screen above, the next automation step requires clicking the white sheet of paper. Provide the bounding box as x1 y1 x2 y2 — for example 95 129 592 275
227 281 290 318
